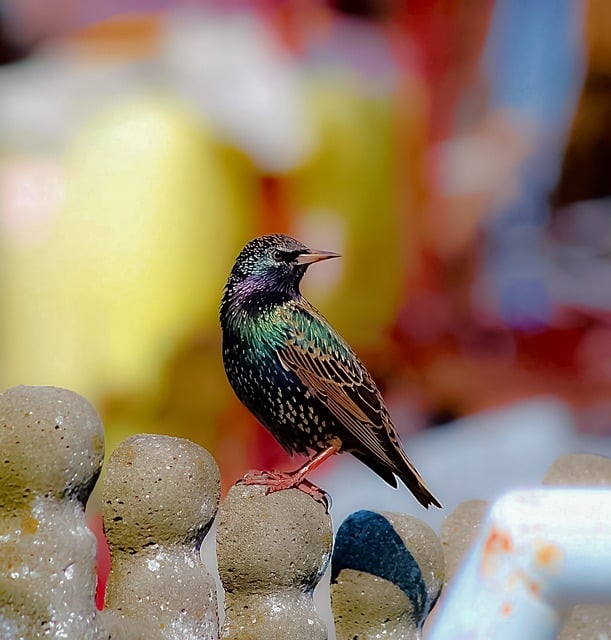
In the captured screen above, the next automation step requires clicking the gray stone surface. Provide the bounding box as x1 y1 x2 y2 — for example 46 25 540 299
543 452 611 486
558 604 611 640
217 484 332 640
0 385 104 639
439 499 489 585
380 511 445 607
95 609 164 640
102 434 220 640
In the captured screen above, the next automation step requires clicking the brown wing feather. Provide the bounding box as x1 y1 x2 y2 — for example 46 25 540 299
276 302 441 508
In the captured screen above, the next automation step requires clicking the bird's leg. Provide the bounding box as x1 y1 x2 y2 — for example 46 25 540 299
285 444 340 483
238 445 340 506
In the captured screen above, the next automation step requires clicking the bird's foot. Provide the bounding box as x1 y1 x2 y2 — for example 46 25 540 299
237 469 330 509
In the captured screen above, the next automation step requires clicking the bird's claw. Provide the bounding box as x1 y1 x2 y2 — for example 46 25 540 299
237 469 331 510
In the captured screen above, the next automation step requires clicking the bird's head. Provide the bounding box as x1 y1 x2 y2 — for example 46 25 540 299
222 234 339 311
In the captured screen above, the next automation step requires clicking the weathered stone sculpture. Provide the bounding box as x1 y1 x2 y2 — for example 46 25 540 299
100 434 220 639
330 509 444 639
216 484 333 640
0 385 104 638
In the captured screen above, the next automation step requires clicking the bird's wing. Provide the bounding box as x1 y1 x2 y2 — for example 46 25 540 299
275 301 400 469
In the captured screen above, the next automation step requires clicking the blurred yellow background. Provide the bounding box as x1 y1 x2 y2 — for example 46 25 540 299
1 0 611 492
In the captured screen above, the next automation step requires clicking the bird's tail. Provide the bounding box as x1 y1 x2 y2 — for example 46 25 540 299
354 450 442 509
389 443 441 508
398 462 442 509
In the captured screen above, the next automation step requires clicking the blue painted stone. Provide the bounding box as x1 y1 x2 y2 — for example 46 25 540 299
331 510 428 621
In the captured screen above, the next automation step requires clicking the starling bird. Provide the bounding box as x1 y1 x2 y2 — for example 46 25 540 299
220 234 441 509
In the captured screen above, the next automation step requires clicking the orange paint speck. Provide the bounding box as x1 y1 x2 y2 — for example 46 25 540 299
501 603 513 617
535 543 563 569
484 526 514 555
481 526 514 575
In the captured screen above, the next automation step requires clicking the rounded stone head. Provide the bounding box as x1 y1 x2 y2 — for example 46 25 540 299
217 484 333 593
102 434 220 552
0 385 105 508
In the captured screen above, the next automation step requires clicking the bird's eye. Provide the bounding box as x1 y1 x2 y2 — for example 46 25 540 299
272 249 289 262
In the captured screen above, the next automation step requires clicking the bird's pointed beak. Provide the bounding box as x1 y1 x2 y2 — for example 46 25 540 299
295 250 340 265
